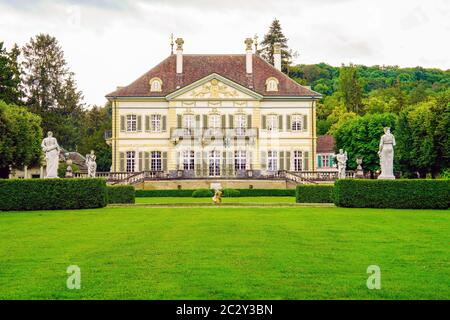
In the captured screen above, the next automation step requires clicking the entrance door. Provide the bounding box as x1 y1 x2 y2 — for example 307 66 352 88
209 150 221 177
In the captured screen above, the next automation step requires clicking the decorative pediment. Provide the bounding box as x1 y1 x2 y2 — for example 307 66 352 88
166 73 262 101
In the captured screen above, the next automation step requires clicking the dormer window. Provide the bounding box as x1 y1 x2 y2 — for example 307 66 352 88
150 77 162 92
265 77 279 92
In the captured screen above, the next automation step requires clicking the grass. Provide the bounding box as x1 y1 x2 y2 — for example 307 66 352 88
135 196 295 204
0 206 448 299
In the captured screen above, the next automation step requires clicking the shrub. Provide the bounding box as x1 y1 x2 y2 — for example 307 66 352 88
296 185 334 203
0 178 107 211
334 179 450 209
107 185 135 204
223 189 240 197
135 189 195 197
235 189 295 197
192 189 214 198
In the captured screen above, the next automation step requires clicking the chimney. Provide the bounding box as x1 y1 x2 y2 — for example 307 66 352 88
175 38 184 74
245 38 253 74
273 42 281 71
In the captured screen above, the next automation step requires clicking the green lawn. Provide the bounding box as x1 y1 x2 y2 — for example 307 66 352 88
0 206 448 299
135 196 295 204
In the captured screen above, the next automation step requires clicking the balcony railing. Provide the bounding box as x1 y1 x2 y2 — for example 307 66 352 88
171 127 258 141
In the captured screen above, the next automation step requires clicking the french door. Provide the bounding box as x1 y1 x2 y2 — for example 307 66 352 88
209 150 221 177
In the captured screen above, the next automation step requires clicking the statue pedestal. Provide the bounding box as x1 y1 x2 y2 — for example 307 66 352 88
377 174 395 180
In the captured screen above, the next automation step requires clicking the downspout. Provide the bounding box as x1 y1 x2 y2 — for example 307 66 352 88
113 98 117 172
311 100 315 171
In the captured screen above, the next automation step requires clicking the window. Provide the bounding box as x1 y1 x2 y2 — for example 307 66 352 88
319 154 333 168
234 150 247 171
209 150 221 177
183 114 195 135
126 151 135 172
267 151 278 171
151 151 162 171
126 115 137 132
235 114 247 136
267 115 278 131
182 150 195 170
151 114 161 132
291 115 302 131
293 151 302 171
265 77 279 92
209 114 221 128
150 77 162 92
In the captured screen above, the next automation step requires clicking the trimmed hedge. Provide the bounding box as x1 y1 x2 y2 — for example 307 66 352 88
296 185 334 203
0 178 108 211
223 189 240 197
107 186 135 204
334 179 450 209
135 189 195 197
192 189 214 198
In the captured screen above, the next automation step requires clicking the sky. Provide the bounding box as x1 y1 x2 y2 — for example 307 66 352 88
0 0 449 106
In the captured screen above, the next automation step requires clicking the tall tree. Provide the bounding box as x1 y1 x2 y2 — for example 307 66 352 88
21 34 84 150
0 42 22 104
259 19 293 73
338 64 363 114
0 100 43 178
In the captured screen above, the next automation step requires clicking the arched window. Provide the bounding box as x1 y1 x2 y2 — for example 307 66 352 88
265 77 279 92
149 77 163 92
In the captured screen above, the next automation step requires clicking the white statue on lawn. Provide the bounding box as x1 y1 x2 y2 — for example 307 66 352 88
336 149 348 179
86 150 97 178
41 131 61 179
378 127 396 179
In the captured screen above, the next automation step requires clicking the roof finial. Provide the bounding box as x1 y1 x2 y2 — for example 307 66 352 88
170 33 174 54
254 34 259 53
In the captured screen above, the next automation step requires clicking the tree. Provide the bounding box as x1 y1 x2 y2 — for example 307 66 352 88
77 103 112 172
258 19 293 73
396 101 437 178
433 90 450 174
21 34 84 150
334 113 397 175
0 42 22 104
338 64 363 114
0 100 43 178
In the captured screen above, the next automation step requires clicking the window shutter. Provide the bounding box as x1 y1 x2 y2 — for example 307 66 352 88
195 114 201 128
286 115 291 131
120 116 125 132
201 114 207 129
229 115 234 128
202 151 208 176
317 155 322 168
138 152 143 171
137 115 142 131
177 115 182 128
227 151 233 175
162 115 167 131
330 155 334 167
303 115 308 131
195 151 202 176
278 115 283 131
286 151 291 171
144 152 150 171
262 115 267 129
280 151 285 170
222 151 227 176
145 115 150 131
260 151 266 169
162 151 168 171
304 151 309 171
221 115 226 129
247 115 252 129
119 152 125 172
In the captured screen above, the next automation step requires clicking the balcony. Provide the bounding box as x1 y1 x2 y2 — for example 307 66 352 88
170 127 258 143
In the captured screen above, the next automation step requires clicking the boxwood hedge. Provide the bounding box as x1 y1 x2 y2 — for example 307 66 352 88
0 178 108 211
135 189 195 197
296 185 334 203
223 189 241 197
334 179 450 209
192 189 214 198
107 185 135 204
134 188 295 197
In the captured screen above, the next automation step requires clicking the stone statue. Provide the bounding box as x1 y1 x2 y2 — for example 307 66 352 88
336 149 348 179
86 150 97 178
378 127 396 179
355 157 364 178
212 189 223 205
41 131 61 179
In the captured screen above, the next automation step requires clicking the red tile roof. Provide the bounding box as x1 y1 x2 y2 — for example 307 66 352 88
106 54 321 98
317 135 336 153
